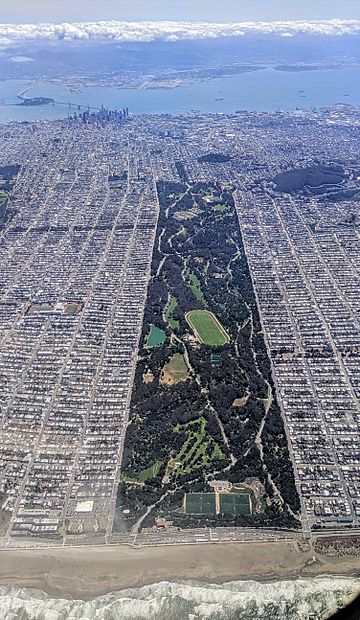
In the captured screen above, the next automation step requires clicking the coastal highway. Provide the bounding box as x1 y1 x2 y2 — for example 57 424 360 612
0 526 305 550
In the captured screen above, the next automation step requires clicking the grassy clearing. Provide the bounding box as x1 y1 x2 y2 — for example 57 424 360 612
174 192 186 201
172 417 224 476
200 187 215 197
212 203 229 212
0 509 11 536
185 269 206 306
174 210 196 220
186 310 229 346
165 296 180 330
161 353 189 384
126 460 163 484
64 303 80 315
146 325 166 348
232 395 249 407
0 191 8 205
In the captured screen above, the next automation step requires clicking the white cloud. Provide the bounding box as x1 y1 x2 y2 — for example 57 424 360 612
0 19 359 48
9 55 33 62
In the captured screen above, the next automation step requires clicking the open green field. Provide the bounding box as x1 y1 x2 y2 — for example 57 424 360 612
220 491 251 515
161 353 189 384
65 306 77 315
200 187 215 197
0 191 8 206
174 210 196 221
125 460 163 484
172 417 224 475
165 296 179 330
146 325 166 348
186 310 229 346
212 203 229 212
64 303 81 315
185 493 216 515
185 269 206 306
170 191 186 201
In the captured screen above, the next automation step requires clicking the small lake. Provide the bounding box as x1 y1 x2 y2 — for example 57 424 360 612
146 325 166 348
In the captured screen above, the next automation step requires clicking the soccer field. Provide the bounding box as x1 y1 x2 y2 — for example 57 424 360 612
186 310 229 346
219 492 251 515
185 493 216 514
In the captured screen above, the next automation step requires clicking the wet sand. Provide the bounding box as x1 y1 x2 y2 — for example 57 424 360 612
0 540 359 600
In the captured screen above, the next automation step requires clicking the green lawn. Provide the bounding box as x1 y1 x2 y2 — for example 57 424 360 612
174 210 196 220
64 304 79 315
0 191 8 205
172 417 224 475
125 460 163 484
146 325 166 348
165 296 180 330
185 269 207 306
212 203 229 212
161 353 189 383
174 191 186 201
201 187 215 197
186 310 229 346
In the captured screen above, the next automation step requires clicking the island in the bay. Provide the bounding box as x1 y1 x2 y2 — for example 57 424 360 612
18 96 55 107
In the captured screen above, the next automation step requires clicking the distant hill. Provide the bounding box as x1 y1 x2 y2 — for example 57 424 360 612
274 164 346 193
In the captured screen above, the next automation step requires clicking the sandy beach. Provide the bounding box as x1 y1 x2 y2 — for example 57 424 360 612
0 540 359 600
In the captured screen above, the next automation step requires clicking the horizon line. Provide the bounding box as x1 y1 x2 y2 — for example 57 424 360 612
1 18 360 49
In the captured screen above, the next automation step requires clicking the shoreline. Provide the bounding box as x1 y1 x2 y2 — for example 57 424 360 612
0 540 359 600
1 71 360 124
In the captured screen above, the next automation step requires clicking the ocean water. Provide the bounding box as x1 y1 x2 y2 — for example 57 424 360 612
0 577 358 620
0 67 360 123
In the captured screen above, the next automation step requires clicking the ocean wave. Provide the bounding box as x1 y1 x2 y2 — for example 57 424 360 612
0 576 358 619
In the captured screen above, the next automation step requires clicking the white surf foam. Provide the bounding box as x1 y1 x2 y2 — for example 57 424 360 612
0 576 358 619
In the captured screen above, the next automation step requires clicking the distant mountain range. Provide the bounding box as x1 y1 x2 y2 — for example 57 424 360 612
0 30 359 85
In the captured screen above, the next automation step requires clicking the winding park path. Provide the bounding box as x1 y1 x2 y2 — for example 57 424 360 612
129 180 301 529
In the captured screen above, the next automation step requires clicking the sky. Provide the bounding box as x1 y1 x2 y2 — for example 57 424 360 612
1 0 359 24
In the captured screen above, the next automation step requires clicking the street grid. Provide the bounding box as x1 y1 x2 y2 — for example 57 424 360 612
0 104 359 547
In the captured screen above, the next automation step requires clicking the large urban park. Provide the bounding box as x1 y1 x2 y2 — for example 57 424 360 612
116 175 300 532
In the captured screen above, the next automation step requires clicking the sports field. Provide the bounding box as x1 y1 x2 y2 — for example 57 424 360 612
185 490 251 515
64 303 81 316
186 310 229 346
161 353 189 384
185 493 216 515
219 491 251 515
